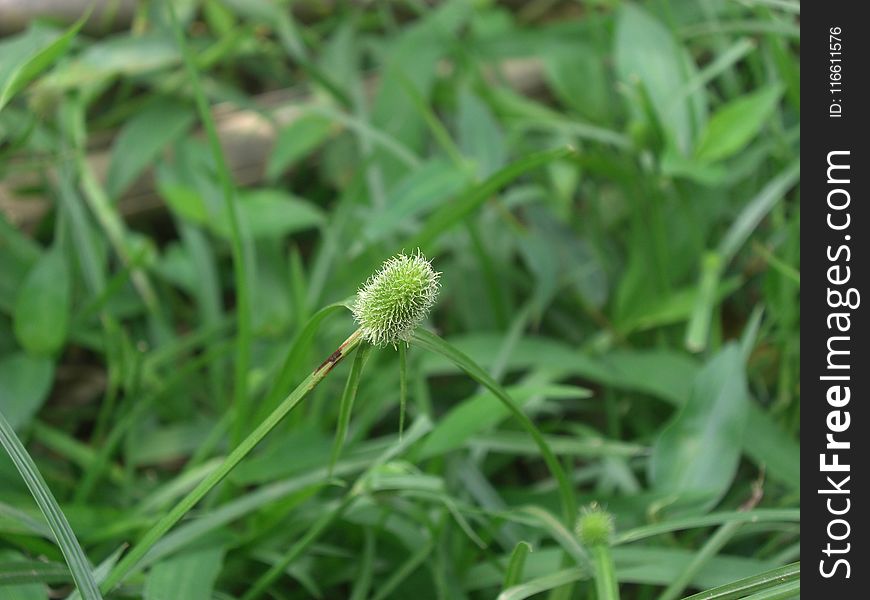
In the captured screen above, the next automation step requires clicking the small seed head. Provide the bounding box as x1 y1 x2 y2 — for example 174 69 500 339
352 251 440 347
575 503 614 547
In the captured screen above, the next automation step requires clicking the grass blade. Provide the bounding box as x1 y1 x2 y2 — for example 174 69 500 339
498 567 586 600
329 343 373 474
0 410 102 599
680 562 799 600
503 541 532 588
410 328 576 525
99 329 364 593
409 147 576 251
0 560 70 586
613 509 799 544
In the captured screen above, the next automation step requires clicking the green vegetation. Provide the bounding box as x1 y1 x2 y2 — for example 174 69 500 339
1 1 800 598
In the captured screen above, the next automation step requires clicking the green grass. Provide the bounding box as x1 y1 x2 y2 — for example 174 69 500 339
1 1 799 598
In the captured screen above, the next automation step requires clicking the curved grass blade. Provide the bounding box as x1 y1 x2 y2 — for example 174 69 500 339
255 301 351 423
680 562 799 600
613 508 799 545
410 328 577 525
739 579 799 599
0 410 102 599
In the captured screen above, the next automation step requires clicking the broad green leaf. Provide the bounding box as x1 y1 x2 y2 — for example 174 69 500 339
13 250 70 356
216 189 324 240
649 343 749 514
458 88 506 177
40 32 178 90
144 548 223 600
0 217 41 313
106 98 195 198
544 44 610 123
0 412 102 599
0 353 54 430
615 4 705 154
695 86 783 162
266 114 335 180
157 182 210 224
0 20 83 113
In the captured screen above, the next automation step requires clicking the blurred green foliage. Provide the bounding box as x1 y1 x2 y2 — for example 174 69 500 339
0 0 799 598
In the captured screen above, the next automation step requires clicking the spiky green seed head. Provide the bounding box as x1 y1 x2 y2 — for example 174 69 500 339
575 503 614 547
352 251 440 347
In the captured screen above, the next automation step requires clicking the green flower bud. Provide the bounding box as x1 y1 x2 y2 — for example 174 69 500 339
352 251 440 347
575 503 614 547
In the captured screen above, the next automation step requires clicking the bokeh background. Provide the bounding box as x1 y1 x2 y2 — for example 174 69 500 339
1 1 799 598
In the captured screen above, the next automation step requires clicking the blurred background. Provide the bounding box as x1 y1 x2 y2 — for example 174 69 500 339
1 1 799 598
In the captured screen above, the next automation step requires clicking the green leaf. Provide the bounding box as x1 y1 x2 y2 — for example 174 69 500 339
106 98 195 198
157 182 210 224
329 344 373 474
649 343 749 514
615 4 705 155
458 87 506 178
144 548 223 600
361 160 467 244
215 189 324 240
681 562 799 600
0 411 102 599
0 19 83 113
13 249 71 356
0 558 70 586
503 541 532 589
410 329 576 525
498 568 586 600
0 353 54 430
40 32 178 90
409 147 575 251
419 383 590 459
695 86 783 162
544 45 610 123
266 114 334 180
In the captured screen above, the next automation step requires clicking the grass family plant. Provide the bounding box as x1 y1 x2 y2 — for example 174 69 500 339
92 251 575 595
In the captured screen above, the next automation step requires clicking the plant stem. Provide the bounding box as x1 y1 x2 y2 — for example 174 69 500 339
165 0 252 446
592 544 620 600
398 343 408 438
99 329 363 594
